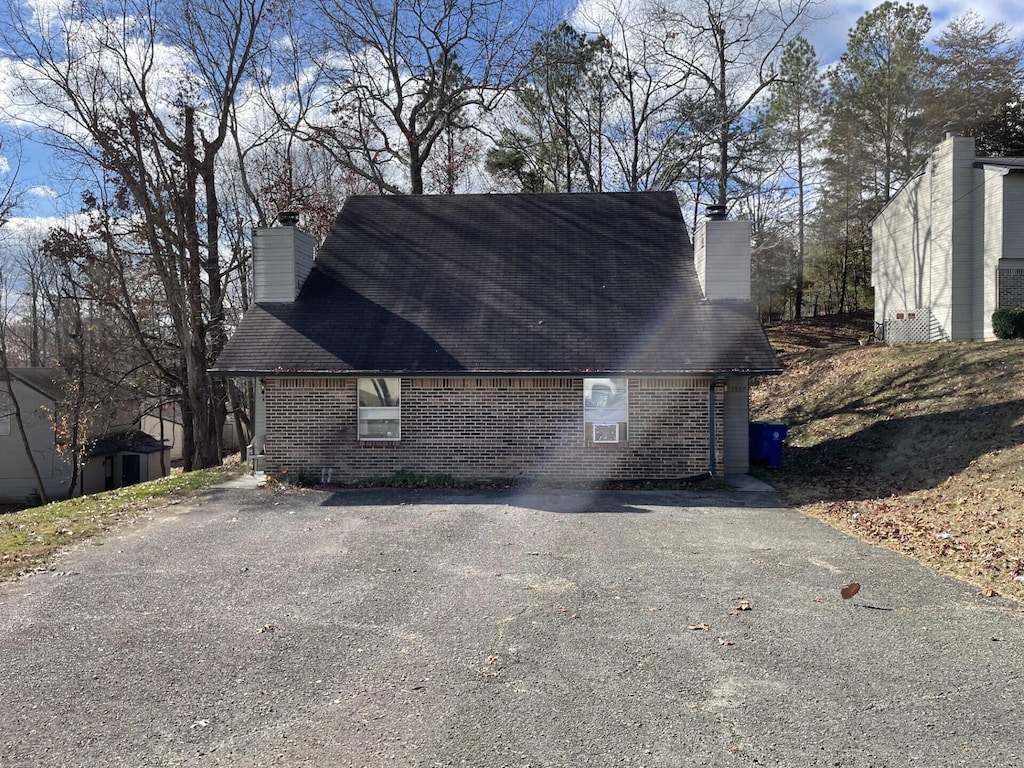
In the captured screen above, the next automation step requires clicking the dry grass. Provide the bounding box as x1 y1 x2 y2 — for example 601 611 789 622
753 315 1024 602
0 466 243 581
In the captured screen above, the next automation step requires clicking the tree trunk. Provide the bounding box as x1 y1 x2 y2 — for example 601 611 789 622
716 14 729 209
409 136 425 194
226 381 252 461
795 134 806 319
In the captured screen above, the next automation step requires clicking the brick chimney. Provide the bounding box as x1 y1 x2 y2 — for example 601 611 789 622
253 212 314 303
693 206 751 301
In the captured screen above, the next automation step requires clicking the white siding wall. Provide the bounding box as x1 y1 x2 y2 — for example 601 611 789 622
253 226 315 303
872 171 931 332
146 451 168 482
0 382 71 502
872 134 982 341
946 137 977 339
141 410 184 461
694 219 752 300
980 169 1006 339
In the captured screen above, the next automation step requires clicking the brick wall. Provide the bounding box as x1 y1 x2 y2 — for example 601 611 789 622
264 376 725 483
997 269 1024 307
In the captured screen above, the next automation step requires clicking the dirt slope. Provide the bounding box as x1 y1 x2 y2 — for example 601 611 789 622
752 317 1024 603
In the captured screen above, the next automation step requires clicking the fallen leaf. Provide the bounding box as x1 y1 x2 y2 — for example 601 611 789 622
736 599 751 611
718 637 735 646
841 582 861 600
687 623 709 631
978 586 999 598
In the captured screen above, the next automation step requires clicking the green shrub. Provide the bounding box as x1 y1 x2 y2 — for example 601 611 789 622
992 305 1024 339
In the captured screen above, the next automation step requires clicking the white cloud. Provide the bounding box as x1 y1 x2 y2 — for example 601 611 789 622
5 212 89 241
24 0 74 30
27 184 56 199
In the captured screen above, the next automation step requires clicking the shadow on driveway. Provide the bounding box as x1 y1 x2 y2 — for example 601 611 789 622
318 483 787 514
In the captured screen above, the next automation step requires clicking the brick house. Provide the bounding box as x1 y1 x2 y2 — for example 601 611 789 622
212 192 780 483
872 127 1024 342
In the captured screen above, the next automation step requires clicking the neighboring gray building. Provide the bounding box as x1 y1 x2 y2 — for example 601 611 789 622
871 128 1024 342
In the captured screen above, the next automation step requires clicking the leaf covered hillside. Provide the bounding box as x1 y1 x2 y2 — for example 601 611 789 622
751 320 1024 603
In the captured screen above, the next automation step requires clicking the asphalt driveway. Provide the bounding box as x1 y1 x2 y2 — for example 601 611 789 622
1 480 1021 767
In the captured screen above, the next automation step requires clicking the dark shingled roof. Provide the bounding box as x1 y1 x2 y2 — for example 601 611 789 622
6 368 65 401
85 429 166 458
213 192 780 376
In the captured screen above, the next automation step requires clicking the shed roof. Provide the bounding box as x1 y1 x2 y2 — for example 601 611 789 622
85 429 166 458
213 192 780 377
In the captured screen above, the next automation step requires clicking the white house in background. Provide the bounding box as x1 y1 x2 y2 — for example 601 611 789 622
871 127 1024 343
141 401 241 462
0 368 169 504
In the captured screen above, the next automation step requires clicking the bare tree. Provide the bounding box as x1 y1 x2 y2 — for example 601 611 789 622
575 0 697 192
273 0 539 194
1 0 271 470
653 0 822 209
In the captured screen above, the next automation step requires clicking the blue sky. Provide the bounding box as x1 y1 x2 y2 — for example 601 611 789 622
3 0 1024 224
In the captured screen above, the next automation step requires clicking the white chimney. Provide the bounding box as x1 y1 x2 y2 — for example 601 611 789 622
253 212 314 303
693 207 751 301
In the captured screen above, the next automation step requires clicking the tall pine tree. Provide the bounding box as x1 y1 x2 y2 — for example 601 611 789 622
765 36 825 318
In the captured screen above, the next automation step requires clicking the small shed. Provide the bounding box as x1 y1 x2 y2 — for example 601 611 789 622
79 429 171 495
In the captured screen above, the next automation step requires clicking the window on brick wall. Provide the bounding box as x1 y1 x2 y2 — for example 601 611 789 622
584 378 627 443
358 378 401 440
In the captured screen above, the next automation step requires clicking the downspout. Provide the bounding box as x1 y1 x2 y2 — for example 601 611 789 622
708 376 720 476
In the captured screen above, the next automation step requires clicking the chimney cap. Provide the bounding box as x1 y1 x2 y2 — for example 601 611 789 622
277 210 300 226
944 122 962 139
705 204 727 221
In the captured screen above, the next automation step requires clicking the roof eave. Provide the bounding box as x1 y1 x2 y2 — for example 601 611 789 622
210 366 784 378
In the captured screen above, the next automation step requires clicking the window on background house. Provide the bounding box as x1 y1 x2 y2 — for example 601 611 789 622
583 378 627 443
358 378 401 440
0 415 10 436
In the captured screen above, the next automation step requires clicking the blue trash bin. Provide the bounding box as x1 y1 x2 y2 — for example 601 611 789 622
749 422 788 468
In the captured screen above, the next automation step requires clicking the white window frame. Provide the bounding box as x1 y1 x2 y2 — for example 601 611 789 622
358 378 401 441
584 378 628 444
